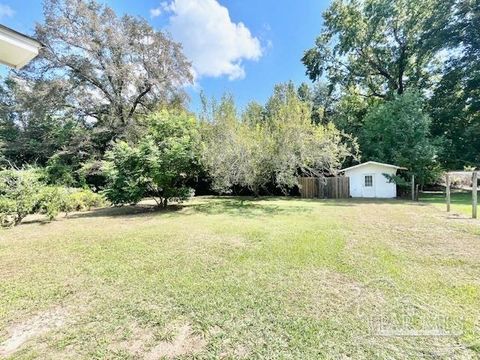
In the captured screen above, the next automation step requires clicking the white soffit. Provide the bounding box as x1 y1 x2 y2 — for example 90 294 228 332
0 24 41 69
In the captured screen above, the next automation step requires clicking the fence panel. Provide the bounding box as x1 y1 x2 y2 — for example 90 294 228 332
299 177 350 199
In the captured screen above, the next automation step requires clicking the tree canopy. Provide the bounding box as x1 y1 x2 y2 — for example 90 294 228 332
201 83 356 195
302 0 454 98
20 0 193 143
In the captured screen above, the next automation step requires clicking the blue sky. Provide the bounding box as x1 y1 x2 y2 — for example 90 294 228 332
0 0 329 112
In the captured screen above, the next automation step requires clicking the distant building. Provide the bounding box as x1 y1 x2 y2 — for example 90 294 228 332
0 24 41 69
340 161 406 198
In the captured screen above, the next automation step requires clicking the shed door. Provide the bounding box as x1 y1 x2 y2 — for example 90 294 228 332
362 174 375 198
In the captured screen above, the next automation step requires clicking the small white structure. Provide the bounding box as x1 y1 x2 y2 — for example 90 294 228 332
0 24 41 69
340 161 406 198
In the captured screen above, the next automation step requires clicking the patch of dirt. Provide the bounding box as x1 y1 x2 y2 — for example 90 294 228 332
0 307 68 357
108 322 207 359
145 323 206 359
109 324 154 356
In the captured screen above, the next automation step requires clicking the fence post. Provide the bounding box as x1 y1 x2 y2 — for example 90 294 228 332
473 171 478 219
446 173 451 212
411 175 415 201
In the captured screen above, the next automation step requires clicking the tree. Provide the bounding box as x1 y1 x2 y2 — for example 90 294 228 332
201 97 274 196
241 101 265 126
103 110 199 207
201 83 356 195
266 83 355 190
428 0 480 168
19 0 192 144
0 77 92 168
302 0 454 98
361 91 439 185
297 82 336 125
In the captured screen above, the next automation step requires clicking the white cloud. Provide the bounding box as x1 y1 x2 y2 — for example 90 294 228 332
150 7 162 18
160 0 262 80
0 4 14 18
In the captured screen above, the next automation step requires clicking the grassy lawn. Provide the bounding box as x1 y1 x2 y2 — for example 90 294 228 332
1 197 480 359
420 190 479 217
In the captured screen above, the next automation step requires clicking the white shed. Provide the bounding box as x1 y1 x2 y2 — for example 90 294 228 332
339 161 406 198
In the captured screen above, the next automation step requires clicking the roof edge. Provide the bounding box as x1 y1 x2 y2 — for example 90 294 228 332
340 161 407 172
0 24 42 49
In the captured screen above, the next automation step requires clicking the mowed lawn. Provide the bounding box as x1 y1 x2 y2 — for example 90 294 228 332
420 190 479 218
1 197 480 359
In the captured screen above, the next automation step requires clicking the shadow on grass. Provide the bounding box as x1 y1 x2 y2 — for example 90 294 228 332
32 195 432 223
64 197 315 220
183 198 313 217
64 203 184 220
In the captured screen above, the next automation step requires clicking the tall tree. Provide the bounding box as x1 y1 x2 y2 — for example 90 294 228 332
361 91 439 185
0 78 90 167
302 0 454 98
201 83 356 195
429 0 480 168
19 0 193 143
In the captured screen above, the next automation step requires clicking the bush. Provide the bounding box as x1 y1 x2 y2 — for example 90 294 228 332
38 187 107 219
37 186 68 220
45 154 78 187
103 110 198 207
0 168 107 227
67 189 106 212
0 169 42 227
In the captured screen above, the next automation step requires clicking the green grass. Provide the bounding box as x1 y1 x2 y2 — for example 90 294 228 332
1 197 479 359
420 190 479 217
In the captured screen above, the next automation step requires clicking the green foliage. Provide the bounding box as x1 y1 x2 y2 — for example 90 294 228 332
201 83 356 195
37 186 69 220
78 160 106 191
427 0 480 168
0 168 106 227
302 0 477 173
103 110 198 207
0 77 91 167
0 169 42 227
38 187 106 220
45 187 107 222
361 91 440 185
67 189 106 212
302 0 453 98
45 154 78 187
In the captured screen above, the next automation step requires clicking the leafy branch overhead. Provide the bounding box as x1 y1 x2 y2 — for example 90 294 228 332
302 0 454 98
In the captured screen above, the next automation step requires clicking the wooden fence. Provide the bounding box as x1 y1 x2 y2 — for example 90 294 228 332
298 177 350 199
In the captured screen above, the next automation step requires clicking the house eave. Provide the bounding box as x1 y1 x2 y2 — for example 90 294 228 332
0 24 42 69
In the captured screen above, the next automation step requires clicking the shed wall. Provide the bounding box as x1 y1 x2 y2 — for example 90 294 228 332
344 164 397 198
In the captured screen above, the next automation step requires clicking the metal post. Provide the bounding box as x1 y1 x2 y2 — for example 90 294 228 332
411 175 415 201
446 173 451 213
473 171 478 219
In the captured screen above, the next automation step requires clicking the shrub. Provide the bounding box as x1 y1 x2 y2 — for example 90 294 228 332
45 154 78 187
103 110 199 207
38 187 107 219
67 189 106 212
0 168 107 227
0 169 42 227
0 198 18 227
37 186 70 220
